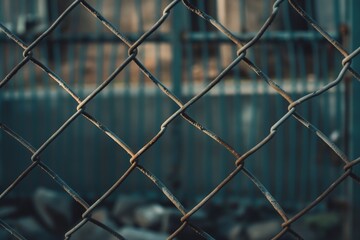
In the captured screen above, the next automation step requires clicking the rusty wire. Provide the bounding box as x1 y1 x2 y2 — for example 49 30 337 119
0 0 360 239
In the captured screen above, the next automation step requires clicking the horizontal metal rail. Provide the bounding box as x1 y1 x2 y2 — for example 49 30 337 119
0 31 340 43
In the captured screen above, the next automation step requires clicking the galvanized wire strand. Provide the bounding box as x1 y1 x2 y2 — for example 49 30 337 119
136 164 187 215
22 0 82 57
249 54 360 218
76 53 136 111
167 221 188 240
87 218 125 240
81 111 134 156
0 0 359 239
181 0 243 46
241 27 360 183
242 37 359 240
0 219 27 240
288 0 360 81
0 24 81 102
241 168 288 222
271 227 293 240
0 120 125 238
242 45 356 176
226 21 357 177
345 157 360 171
64 218 88 239
30 110 82 162
282 169 352 227
134 57 243 159
102 0 358 238
180 165 243 224
74 0 283 199
0 160 39 200
287 62 351 110
28 58 82 103
0 123 89 209
349 173 360 184
79 1 132 47
0 22 27 49
132 46 290 229
172 10 353 236
186 224 216 240
343 46 360 65
82 90 216 237
0 56 31 87
134 50 291 236
235 0 285 56
284 228 304 240
0 87 123 239
127 0 181 55
80 113 188 214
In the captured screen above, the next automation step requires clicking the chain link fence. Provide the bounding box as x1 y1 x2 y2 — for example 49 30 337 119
1 0 360 239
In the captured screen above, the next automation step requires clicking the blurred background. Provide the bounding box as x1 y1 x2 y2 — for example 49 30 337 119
0 0 358 239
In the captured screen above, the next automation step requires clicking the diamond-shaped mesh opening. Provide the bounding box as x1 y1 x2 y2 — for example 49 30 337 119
27 4 131 93
0 130 34 197
0 42 24 82
37 115 131 197
81 61 180 150
1 63 78 145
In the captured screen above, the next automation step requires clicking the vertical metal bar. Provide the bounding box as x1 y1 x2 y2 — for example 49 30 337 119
50 0 63 189
233 51 243 196
283 2 297 205
26 0 39 194
108 0 122 195
247 45 257 199
217 50 228 192
239 0 246 33
95 0 105 197
261 0 270 193
0 3 3 186
233 2 242 194
123 38 131 189
350 0 360 238
309 41 320 201
65 0 80 193
332 0 346 197
135 0 144 191
168 3 183 193
320 43 331 187
21 0 34 190
274 43 284 202
297 44 308 204
184 9 194 197
198 0 212 193
326 0 343 194
50 0 63 192
77 26 89 196
154 0 163 192
0 0 7 190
